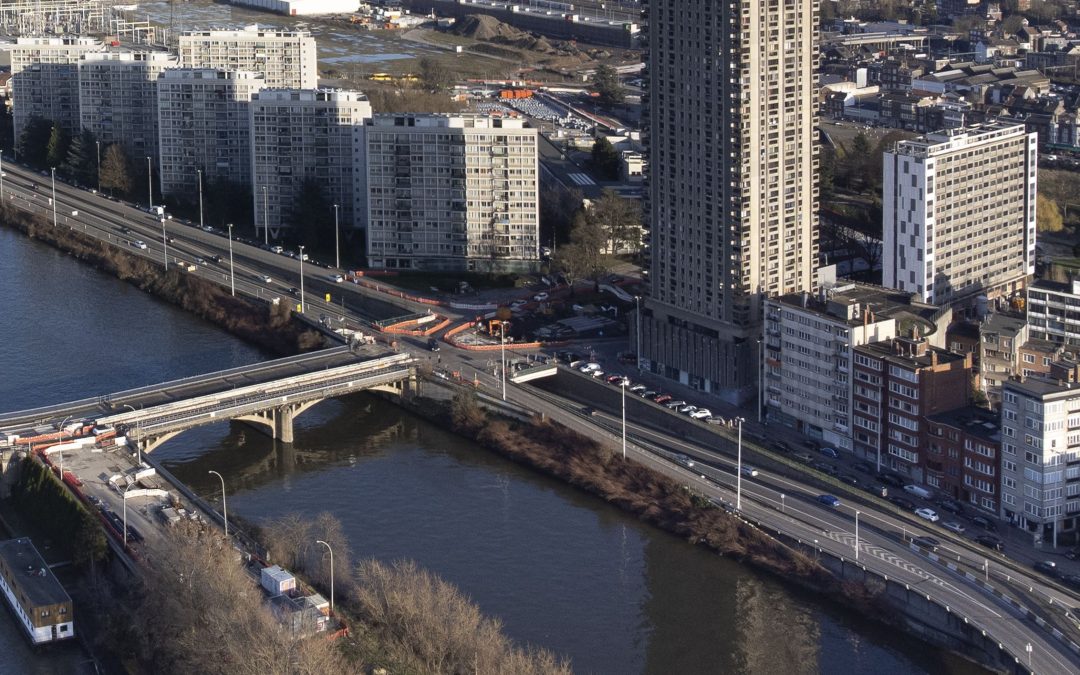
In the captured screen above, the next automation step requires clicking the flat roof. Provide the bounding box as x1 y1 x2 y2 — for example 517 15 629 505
0 538 71 608
928 406 1001 442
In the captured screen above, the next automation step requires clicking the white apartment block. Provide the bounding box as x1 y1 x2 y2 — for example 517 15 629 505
78 50 178 165
364 114 540 273
10 37 103 139
178 29 317 89
251 89 372 236
1028 278 1080 348
883 121 1037 309
638 0 820 403
764 283 947 451
1000 373 1080 546
157 69 264 196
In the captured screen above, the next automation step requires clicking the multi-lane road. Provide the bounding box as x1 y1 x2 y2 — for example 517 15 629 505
4 158 1080 673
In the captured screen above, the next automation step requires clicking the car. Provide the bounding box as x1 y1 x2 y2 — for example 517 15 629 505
194 257 206 265
938 500 963 515
606 374 625 384
510 299 528 309
863 484 888 498
652 394 672 404
328 274 344 283
617 352 637 364
677 404 697 413
286 286 299 296
1033 560 1059 578
629 384 647 394
943 521 966 535
740 466 759 477
689 409 712 419
209 254 222 263
270 245 284 254
793 452 814 464
853 462 874 474
120 225 132 234
819 446 839 459
639 389 657 398
201 225 214 233
889 496 915 511
838 474 859 486
879 473 905 488
259 275 272 283
589 369 605 378
130 240 147 250
915 508 939 523
771 441 790 453
533 291 549 302
664 400 687 409
30 182 37 190
1061 574 1080 591
913 536 941 551
428 339 440 352
817 494 840 507
971 516 998 532
674 453 694 468
975 535 1005 552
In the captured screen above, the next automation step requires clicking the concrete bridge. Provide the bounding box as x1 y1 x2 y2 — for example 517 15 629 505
0 347 416 450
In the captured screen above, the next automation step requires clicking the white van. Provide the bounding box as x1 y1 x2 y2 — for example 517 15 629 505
903 484 932 500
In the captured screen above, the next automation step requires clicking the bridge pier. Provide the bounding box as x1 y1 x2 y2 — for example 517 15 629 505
276 404 296 444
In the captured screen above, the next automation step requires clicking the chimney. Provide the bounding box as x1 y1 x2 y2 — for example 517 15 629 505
930 350 938 367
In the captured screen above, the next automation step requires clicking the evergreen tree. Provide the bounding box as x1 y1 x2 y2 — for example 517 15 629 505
45 125 70 170
17 117 52 169
290 178 334 253
591 64 625 107
589 137 622 181
61 129 96 187
99 143 132 196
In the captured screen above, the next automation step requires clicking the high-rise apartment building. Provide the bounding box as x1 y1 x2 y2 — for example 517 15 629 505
178 29 317 89
78 50 178 165
364 114 540 272
883 122 1037 309
10 37 103 139
636 0 820 402
157 69 264 196
250 89 372 238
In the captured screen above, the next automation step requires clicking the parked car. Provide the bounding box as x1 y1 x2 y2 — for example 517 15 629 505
629 384 647 394
889 496 916 511
677 404 697 413
938 500 964 515
653 394 672 404
975 535 1005 552
740 466 759 477
915 507 940 523
606 374 625 384
971 516 998 532
817 494 841 507
903 484 932 500
533 291 549 302
943 521 966 535
1034 560 1059 578
819 446 838 459
259 274 272 284
879 473 905 488
270 245 284 254
913 536 941 551
640 390 657 399
664 400 687 409
589 369 605 378
328 273 344 283
578 362 601 373
689 409 712 419
863 484 888 498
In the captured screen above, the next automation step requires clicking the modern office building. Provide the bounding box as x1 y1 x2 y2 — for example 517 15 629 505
764 283 948 451
364 114 540 272
250 89 372 238
999 365 1080 546
883 122 1037 309
851 335 972 479
156 69 264 197
0 538 74 644
78 50 178 165
9 36 103 139
1028 278 1080 348
636 0 821 403
177 28 317 89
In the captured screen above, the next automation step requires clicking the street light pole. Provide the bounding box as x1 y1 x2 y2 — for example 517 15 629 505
298 246 306 313
227 223 235 296
161 217 168 270
95 141 100 193
316 539 334 614
262 186 268 247
855 510 860 560
123 482 134 547
634 295 642 373
333 203 340 269
500 321 507 401
208 470 227 538
736 417 745 511
197 169 204 231
621 379 627 460
50 167 57 227
757 338 764 423
1026 642 1032 667
122 404 142 466
146 157 152 209
1 151 5 200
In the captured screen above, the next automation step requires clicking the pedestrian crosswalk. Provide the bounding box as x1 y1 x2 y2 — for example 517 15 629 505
567 172 596 186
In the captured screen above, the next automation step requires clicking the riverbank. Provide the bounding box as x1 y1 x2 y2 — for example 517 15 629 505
0 206 323 356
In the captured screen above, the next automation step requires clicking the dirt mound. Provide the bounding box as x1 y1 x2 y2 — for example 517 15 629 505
452 14 525 41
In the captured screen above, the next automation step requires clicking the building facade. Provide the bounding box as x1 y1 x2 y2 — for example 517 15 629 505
10 37 103 139
1000 371 1080 546
364 114 540 272
157 69 265 197
924 406 1001 514
636 0 821 403
852 336 972 479
250 89 372 237
883 122 1037 309
979 312 1029 406
0 538 74 644
177 29 317 89
764 283 947 451
78 50 178 165
1028 278 1080 348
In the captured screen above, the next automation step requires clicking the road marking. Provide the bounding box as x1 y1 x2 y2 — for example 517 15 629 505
567 172 596 186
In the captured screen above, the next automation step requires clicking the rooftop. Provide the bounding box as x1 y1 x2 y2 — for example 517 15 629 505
856 338 969 369
770 282 944 332
0 538 72 609
928 405 1001 443
981 311 1027 337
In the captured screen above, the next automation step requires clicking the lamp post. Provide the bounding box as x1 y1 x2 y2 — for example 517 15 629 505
208 470 227 538
781 493 785 514
298 246 306 314
146 157 152 209
854 510 860 560
736 416 745 511
161 217 168 270
1 150 6 200
634 295 642 372
50 167 57 227
57 415 71 477
621 379 627 460
262 186 269 247
316 539 334 614
500 320 507 401
95 141 100 193
333 203 340 269
227 223 235 296
1026 642 1032 667
122 404 142 466
197 169 204 231
122 482 134 547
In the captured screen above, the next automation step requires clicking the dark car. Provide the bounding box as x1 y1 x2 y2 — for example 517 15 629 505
428 339 440 352
889 496 916 511
879 473 906 488
1034 560 1059 578
209 254 222 263
971 516 998 532
770 441 790 453
287 286 300 296
913 536 941 551
1061 574 1080 591
938 500 964 515
975 535 1005 552
838 474 859 486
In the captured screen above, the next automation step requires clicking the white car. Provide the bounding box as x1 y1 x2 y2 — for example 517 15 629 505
739 466 759 477
915 508 940 523
533 291 549 302
689 409 712 419
678 404 698 414
510 299 527 309
270 245 284 254
259 275 272 284
943 521 966 534
328 274 344 283
131 240 147 250
578 362 601 373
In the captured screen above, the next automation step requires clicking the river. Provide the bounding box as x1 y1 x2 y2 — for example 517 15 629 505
0 225 984 673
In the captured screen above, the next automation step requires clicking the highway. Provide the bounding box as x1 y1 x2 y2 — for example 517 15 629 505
3 158 1078 672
